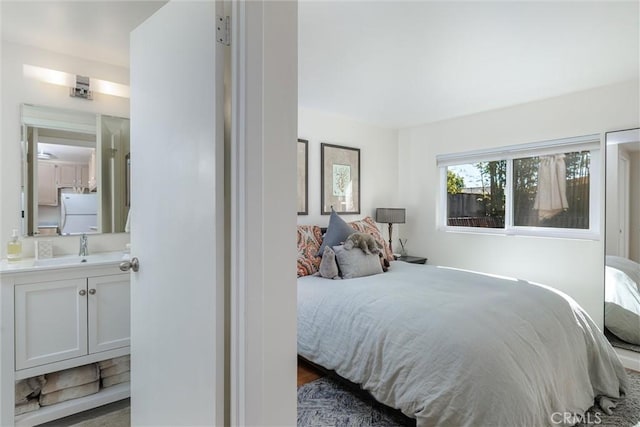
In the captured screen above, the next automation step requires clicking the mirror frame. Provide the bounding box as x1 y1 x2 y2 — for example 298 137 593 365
603 127 640 354
20 104 130 237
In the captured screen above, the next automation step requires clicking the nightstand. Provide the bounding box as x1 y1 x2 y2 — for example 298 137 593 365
396 255 427 264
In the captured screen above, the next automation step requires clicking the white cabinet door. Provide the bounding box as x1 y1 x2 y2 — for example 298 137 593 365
78 164 90 188
15 279 88 370
87 275 130 354
38 162 58 206
57 164 78 187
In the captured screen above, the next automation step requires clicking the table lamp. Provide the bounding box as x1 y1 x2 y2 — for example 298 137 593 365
375 208 406 253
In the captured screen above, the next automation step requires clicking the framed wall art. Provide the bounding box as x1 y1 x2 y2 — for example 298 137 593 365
321 143 360 215
297 139 308 215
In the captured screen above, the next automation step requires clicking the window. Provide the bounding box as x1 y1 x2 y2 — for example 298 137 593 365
447 161 506 228
438 135 600 238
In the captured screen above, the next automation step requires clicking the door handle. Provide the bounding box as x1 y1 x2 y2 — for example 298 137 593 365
119 257 139 272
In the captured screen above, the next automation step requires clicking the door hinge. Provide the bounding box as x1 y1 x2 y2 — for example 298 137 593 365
217 15 230 46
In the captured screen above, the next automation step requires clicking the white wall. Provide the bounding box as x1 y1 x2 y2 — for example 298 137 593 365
397 80 639 328
1 41 130 258
297 107 400 235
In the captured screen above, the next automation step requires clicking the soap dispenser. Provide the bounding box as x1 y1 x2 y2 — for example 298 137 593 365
7 229 22 262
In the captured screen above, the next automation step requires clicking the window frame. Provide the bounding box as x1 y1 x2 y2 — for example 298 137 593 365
437 134 601 240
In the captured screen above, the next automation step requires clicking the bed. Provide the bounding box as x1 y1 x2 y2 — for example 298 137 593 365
298 261 628 427
605 255 640 346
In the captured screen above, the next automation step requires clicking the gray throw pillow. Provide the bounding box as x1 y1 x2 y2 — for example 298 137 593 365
317 209 355 256
333 245 383 279
319 246 340 279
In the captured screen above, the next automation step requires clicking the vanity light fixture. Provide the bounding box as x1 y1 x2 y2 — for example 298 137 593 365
23 65 130 100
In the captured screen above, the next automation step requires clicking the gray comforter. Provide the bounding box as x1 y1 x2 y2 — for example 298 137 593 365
298 262 628 427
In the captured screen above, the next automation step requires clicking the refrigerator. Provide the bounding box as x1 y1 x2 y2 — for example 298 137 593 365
60 192 98 235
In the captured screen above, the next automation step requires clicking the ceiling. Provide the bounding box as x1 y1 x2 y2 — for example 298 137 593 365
299 1 640 128
37 143 94 163
2 1 638 129
37 128 95 163
1 1 166 68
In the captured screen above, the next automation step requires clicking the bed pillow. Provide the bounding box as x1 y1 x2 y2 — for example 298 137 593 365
604 264 640 345
349 216 394 262
317 210 355 256
297 225 323 277
333 244 383 279
605 302 640 345
606 256 640 292
319 246 340 279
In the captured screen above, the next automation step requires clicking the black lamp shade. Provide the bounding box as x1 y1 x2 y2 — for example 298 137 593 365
375 208 406 224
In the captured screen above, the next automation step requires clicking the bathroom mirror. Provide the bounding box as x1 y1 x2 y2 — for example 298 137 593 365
21 104 130 236
604 128 640 354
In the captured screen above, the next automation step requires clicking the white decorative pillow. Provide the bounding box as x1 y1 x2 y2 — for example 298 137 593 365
333 245 383 279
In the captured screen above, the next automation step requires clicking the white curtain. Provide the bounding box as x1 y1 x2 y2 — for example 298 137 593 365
533 154 569 220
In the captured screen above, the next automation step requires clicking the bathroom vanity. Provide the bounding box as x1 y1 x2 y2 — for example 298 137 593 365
0 252 130 427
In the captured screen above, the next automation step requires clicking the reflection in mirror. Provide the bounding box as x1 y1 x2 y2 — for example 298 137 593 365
604 128 640 354
21 104 130 236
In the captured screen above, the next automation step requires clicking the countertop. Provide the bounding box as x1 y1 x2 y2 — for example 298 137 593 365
0 251 130 274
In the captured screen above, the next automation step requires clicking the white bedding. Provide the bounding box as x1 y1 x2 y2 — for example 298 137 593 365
605 256 640 345
298 261 628 427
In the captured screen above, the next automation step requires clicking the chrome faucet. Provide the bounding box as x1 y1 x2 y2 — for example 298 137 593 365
79 233 89 257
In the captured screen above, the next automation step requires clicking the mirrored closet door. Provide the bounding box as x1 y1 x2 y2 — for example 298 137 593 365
604 128 640 354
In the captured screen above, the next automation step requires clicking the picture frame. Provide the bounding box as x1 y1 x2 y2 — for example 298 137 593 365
297 139 308 215
321 143 360 215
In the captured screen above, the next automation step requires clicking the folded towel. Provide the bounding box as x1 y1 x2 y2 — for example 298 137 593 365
98 355 130 370
15 376 44 405
41 364 99 395
15 399 40 416
102 372 130 388
40 381 99 407
101 364 130 378
100 359 130 378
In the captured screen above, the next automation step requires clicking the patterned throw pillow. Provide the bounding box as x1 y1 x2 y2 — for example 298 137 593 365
297 225 323 277
349 217 394 262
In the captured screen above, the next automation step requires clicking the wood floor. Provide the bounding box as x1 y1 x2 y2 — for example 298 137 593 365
298 358 325 386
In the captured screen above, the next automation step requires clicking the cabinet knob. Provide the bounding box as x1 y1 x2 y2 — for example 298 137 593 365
79 289 87 296
88 289 96 295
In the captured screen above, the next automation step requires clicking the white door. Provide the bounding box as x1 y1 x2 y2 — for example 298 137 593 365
130 1 224 425
15 279 88 369
88 275 130 354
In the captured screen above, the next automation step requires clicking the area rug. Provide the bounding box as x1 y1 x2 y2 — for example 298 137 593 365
298 370 640 427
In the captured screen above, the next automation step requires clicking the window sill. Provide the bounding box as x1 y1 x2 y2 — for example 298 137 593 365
438 225 600 241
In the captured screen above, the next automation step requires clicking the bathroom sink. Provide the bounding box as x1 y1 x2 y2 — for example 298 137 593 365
33 252 127 267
